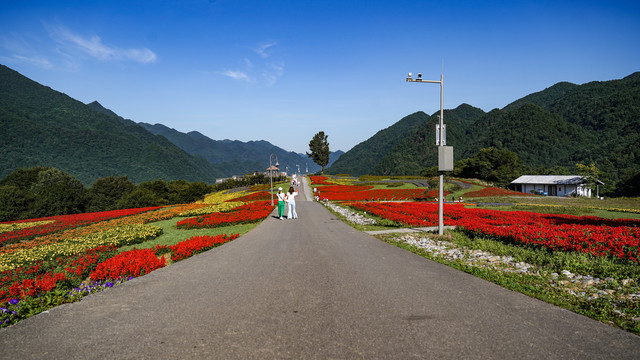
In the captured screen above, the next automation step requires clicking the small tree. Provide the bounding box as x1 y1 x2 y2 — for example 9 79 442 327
307 131 330 174
575 163 602 194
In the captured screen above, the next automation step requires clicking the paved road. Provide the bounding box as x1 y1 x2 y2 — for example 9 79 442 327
1 177 639 359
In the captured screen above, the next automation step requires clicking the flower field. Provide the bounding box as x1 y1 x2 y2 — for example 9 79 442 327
0 187 268 327
168 234 239 262
311 179 444 202
309 176 334 185
348 202 640 262
0 207 161 247
176 201 274 229
229 191 276 202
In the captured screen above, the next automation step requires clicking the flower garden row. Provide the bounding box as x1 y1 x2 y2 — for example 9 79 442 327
0 188 276 327
0 207 162 247
309 176 450 201
0 233 237 326
348 202 640 263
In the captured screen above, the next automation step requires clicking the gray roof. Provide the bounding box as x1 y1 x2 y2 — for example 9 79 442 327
511 175 587 185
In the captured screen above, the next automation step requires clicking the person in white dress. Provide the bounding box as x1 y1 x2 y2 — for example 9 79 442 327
285 187 298 219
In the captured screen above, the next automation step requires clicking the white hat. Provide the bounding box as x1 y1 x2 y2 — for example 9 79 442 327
278 187 282 191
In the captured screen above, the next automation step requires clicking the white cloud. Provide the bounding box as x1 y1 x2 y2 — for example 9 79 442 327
254 41 277 58
0 33 53 69
217 41 284 85
46 24 157 64
218 69 251 82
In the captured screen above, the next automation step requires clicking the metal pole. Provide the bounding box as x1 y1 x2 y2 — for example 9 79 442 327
438 73 444 235
406 72 445 234
270 159 273 206
269 153 276 206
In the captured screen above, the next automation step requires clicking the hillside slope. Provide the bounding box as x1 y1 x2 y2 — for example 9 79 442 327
371 104 485 175
327 111 429 176
0 65 223 184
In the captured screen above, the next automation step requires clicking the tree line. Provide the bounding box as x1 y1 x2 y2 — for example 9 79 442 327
0 167 273 222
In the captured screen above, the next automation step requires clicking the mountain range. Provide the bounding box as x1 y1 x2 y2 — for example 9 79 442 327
0 65 222 184
0 64 342 184
328 72 640 191
2 63 637 192
135 121 343 177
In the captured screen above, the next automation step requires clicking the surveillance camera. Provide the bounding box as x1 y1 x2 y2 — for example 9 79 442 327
418 73 422 78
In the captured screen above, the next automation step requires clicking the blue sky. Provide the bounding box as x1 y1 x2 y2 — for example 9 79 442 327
1 1 638 153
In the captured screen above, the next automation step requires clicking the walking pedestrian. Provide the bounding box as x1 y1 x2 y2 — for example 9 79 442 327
276 187 286 220
285 187 298 219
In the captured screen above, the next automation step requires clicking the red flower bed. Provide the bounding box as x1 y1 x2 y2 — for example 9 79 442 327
464 187 533 197
0 245 117 303
309 176 333 185
176 201 273 229
228 191 275 202
169 234 239 262
414 189 452 201
89 248 166 281
348 202 640 262
7 272 66 298
320 185 374 193
0 207 161 247
321 188 427 201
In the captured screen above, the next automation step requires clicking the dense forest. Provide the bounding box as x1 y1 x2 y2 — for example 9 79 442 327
328 73 640 196
0 166 274 222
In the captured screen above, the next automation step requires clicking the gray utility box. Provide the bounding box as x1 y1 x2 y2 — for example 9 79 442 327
438 146 454 172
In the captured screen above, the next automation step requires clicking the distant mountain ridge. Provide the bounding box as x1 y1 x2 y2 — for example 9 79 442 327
327 72 640 191
0 65 223 184
138 122 344 177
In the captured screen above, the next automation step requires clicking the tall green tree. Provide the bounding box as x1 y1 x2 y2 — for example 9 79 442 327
30 168 86 217
575 163 603 193
86 176 136 212
307 131 330 174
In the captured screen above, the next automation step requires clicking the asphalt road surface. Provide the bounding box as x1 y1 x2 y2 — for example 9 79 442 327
1 178 639 359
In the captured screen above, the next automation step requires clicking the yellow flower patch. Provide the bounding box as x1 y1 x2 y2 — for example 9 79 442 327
0 220 56 234
179 201 245 216
203 190 250 204
0 224 162 272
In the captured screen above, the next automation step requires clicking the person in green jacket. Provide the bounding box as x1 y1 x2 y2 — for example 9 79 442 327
277 187 286 219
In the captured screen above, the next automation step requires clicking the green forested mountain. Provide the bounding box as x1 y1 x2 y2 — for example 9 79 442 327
138 122 342 176
327 111 429 176
370 104 486 175
0 65 223 184
328 72 640 194
502 81 578 112
465 104 595 167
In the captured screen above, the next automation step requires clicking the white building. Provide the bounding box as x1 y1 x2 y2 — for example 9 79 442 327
511 175 603 198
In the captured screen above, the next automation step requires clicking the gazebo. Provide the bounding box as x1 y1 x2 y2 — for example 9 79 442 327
266 165 280 177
